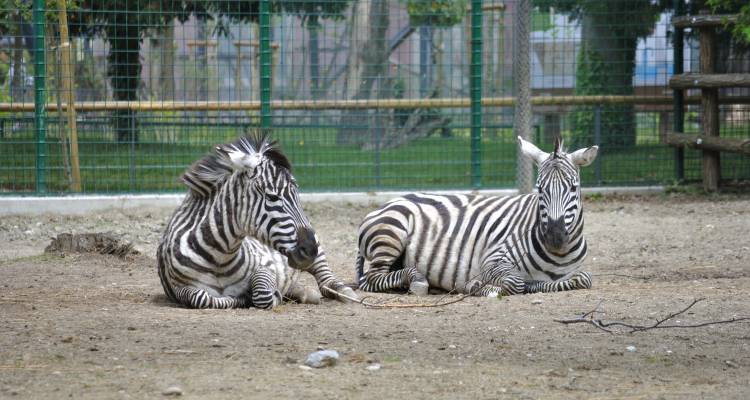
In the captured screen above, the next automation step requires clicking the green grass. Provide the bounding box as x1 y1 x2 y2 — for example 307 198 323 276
2 122 749 194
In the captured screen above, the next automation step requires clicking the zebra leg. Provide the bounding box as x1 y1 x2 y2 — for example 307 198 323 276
298 245 359 303
284 283 322 305
526 271 592 294
359 262 428 295
172 285 249 309
465 260 526 297
406 267 429 296
249 268 283 309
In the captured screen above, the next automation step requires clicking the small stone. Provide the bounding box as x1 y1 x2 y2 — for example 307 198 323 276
626 345 636 352
366 363 382 371
725 360 738 368
298 365 313 371
162 386 183 396
448 344 457 349
304 350 339 368
24 230 33 235
531 299 543 305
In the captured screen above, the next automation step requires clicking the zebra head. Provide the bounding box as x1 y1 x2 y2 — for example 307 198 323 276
183 132 318 269
518 136 598 253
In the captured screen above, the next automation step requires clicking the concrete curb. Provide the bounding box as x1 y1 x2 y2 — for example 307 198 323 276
0 186 664 216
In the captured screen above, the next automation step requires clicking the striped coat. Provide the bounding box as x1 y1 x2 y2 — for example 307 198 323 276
356 137 598 297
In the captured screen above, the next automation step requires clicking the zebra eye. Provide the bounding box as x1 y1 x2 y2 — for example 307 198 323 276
570 185 578 192
266 193 280 202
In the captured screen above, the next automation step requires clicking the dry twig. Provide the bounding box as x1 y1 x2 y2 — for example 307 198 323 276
555 298 750 333
321 286 475 309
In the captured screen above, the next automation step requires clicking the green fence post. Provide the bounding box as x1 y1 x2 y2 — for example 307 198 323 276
33 0 47 193
470 0 482 188
259 0 272 129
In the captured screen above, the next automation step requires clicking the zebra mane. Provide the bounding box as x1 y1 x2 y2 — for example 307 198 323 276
181 131 291 197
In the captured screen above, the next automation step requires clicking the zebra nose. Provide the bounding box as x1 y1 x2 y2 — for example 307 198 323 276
296 226 319 260
544 216 567 250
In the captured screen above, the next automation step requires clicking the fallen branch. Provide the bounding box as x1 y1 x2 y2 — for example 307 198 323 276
555 298 750 333
595 273 650 281
321 286 474 309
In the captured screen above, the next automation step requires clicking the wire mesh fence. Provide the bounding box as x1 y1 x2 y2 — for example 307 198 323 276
0 0 748 195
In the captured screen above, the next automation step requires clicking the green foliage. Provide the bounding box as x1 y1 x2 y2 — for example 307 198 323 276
571 45 635 148
535 0 663 149
707 0 750 44
403 0 467 27
278 1 352 26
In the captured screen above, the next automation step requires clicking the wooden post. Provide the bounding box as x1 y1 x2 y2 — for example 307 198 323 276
57 0 81 191
699 14 719 192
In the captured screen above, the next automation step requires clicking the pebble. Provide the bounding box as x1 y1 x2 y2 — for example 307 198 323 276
626 345 636 352
298 365 313 371
304 349 339 368
531 299 543 305
162 386 183 396
366 363 382 371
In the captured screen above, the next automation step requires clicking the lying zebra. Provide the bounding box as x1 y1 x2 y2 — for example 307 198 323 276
157 133 357 309
355 136 599 297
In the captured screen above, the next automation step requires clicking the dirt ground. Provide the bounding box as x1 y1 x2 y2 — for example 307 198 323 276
1 193 749 399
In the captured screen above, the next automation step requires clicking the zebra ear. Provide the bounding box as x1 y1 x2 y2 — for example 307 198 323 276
517 136 549 165
217 145 263 171
568 146 599 167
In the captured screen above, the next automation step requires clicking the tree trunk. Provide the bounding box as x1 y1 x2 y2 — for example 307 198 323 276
159 20 175 100
338 0 389 146
11 13 24 101
572 12 638 148
308 16 321 124
108 22 141 143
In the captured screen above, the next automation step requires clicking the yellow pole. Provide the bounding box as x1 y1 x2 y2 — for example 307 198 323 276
56 0 81 191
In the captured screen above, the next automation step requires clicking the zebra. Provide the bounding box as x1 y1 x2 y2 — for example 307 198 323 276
157 132 358 309
355 136 599 297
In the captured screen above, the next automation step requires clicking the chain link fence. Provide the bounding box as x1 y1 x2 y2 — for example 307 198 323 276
1 0 749 194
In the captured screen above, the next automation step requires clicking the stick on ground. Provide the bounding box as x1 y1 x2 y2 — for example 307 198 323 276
555 298 750 333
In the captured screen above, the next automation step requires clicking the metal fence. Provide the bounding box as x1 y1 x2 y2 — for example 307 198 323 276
1 0 749 195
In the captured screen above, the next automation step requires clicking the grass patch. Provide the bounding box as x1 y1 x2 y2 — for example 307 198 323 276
2 123 749 194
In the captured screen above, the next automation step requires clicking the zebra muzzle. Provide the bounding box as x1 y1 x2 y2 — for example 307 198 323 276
543 216 568 251
287 227 319 269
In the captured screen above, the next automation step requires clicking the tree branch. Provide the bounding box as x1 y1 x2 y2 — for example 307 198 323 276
555 298 750 333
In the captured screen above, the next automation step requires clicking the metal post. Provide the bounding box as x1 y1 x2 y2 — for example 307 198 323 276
33 0 47 193
514 0 533 193
259 0 272 129
594 105 602 185
672 0 685 181
470 0 482 188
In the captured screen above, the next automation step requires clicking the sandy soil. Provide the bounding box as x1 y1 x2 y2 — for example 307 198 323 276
1 193 749 399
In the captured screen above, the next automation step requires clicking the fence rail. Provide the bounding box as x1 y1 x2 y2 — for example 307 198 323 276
4 96 750 113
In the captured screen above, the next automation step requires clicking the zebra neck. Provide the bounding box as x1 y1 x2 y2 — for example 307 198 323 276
190 181 250 263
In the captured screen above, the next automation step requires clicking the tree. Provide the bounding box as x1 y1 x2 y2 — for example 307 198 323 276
535 0 665 148
338 0 389 146
707 0 750 44
338 0 467 147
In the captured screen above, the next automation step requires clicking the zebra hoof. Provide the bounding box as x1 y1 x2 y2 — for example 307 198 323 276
334 286 359 303
409 281 429 296
298 288 322 305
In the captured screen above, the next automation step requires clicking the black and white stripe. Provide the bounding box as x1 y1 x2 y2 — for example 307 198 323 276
157 132 356 309
355 136 599 297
